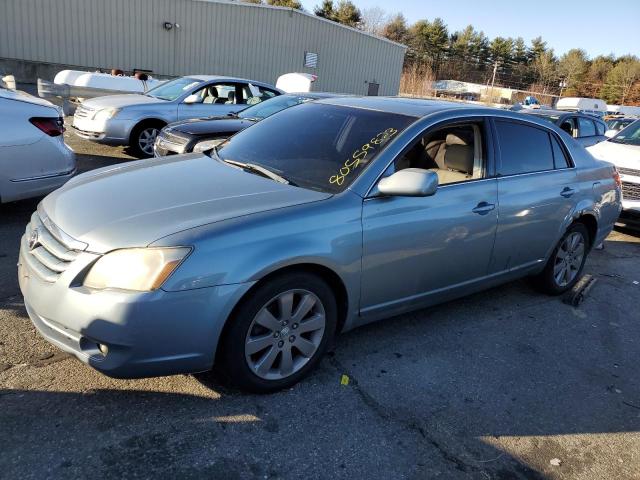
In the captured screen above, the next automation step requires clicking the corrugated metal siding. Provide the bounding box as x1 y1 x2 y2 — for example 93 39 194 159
0 0 405 95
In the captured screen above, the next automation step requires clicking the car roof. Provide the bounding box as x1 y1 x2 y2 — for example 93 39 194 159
317 96 476 117
284 92 351 99
186 75 276 88
521 109 605 122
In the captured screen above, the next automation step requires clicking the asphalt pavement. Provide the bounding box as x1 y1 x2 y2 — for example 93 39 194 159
1 132 640 479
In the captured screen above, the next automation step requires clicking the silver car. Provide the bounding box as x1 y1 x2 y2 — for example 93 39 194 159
19 97 621 392
71 75 282 157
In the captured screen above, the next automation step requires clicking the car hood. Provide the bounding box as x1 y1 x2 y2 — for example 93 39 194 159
588 140 640 168
42 154 331 253
81 94 166 110
169 116 256 135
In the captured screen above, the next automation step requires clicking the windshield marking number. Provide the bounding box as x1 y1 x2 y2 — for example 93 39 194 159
329 128 398 186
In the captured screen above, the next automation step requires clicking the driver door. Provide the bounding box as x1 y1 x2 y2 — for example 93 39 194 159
360 119 499 320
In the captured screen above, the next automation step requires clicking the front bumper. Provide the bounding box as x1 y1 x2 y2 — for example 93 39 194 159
18 231 253 378
71 115 132 145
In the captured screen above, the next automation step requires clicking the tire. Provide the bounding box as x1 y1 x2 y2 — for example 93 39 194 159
532 223 590 295
129 121 164 158
217 273 337 393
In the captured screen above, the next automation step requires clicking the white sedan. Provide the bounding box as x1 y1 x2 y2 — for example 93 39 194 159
0 87 75 203
588 120 640 227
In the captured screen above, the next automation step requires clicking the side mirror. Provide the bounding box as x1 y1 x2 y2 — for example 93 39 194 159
377 168 438 197
183 94 199 104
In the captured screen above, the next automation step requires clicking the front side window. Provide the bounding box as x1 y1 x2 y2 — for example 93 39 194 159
577 117 596 137
196 83 238 105
595 121 606 136
495 121 554 175
146 77 203 101
394 122 485 185
216 102 416 193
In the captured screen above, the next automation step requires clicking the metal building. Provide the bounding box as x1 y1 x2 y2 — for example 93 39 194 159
0 0 406 95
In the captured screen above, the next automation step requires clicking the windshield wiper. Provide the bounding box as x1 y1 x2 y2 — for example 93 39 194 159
219 158 295 186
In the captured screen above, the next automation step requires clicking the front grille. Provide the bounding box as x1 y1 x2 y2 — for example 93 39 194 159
22 210 84 282
618 167 640 178
74 105 93 119
622 181 640 201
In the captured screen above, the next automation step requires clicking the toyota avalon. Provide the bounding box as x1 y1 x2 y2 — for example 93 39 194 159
19 97 621 392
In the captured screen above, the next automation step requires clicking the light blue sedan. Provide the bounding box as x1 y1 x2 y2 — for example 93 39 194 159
19 97 621 392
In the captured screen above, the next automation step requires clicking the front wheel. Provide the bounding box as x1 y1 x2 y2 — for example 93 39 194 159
533 223 590 295
129 122 163 158
217 273 337 393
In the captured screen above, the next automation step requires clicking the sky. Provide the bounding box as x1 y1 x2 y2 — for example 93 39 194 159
299 0 640 58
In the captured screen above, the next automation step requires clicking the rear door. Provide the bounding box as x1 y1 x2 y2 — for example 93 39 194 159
490 119 577 274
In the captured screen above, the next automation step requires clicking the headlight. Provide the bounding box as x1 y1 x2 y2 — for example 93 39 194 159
193 138 226 154
83 247 191 291
92 108 120 121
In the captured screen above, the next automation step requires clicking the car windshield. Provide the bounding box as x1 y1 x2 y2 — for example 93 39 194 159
607 119 632 131
610 120 640 145
237 95 312 120
216 102 416 193
146 77 203 101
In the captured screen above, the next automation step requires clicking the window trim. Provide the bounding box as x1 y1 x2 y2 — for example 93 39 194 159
491 117 574 178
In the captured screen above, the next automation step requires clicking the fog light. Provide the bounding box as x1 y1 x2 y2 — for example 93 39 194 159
98 343 109 356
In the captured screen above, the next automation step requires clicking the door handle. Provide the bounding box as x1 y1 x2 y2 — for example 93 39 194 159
472 201 496 215
560 187 576 198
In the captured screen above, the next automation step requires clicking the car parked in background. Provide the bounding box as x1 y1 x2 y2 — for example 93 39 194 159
72 75 282 158
19 98 621 392
604 117 636 138
588 119 640 228
0 87 75 203
519 109 608 147
154 92 345 156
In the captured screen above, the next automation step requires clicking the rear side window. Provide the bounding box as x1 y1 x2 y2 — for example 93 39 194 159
595 121 606 136
577 117 596 137
495 121 554 175
550 135 570 168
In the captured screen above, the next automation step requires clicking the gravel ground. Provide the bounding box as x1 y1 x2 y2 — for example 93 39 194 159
1 131 640 479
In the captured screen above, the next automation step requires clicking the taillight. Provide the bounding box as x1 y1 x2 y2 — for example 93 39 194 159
613 167 622 188
29 117 65 137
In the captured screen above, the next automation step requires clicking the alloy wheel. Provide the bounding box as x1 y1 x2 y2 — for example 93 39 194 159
244 289 326 380
553 232 585 287
138 127 159 156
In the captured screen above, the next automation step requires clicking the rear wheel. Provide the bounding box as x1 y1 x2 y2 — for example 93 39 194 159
129 121 164 158
218 273 337 393
533 223 590 295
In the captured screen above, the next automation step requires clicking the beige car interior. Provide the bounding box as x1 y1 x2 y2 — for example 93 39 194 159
395 124 484 185
201 85 237 104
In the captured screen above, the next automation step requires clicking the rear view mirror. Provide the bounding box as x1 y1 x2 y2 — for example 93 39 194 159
183 94 199 104
377 169 438 197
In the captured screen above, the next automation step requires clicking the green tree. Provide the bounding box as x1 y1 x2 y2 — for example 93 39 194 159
381 13 408 44
557 49 588 95
314 0 334 18
528 36 547 63
267 0 303 8
409 18 449 74
314 0 361 28
602 57 640 104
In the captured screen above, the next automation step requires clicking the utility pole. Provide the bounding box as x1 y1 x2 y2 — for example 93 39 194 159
489 61 499 102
